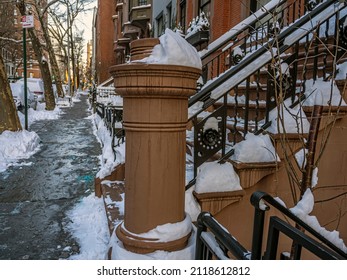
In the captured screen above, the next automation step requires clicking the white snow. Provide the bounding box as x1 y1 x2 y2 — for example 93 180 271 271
0 130 41 172
185 186 201 222
17 103 62 128
185 12 210 39
199 0 282 58
0 101 65 173
231 133 279 163
203 117 219 132
295 148 319 188
267 97 310 134
66 194 110 260
195 161 242 193
209 49 275 100
283 2 345 46
290 189 347 253
303 78 346 106
110 226 196 260
336 61 347 80
121 214 192 243
93 114 125 179
137 28 202 69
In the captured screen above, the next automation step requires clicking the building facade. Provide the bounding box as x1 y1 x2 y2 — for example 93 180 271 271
95 0 117 84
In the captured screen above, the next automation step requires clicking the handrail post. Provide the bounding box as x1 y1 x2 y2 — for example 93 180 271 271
250 191 269 260
195 212 208 260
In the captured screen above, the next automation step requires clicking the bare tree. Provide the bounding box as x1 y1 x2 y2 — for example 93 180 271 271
48 0 94 93
17 0 56 110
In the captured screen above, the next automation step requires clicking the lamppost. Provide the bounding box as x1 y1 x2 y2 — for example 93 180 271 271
21 13 34 130
66 1 71 97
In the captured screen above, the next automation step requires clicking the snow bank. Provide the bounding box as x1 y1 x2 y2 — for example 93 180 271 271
0 130 41 172
231 133 279 163
66 194 110 260
195 161 242 193
290 189 347 253
17 103 62 128
138 28 202 69
93 114 124 179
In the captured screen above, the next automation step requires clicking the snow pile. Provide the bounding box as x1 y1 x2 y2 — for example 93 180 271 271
195 161 242 193
66 194 110 260
17 103 62 127
267 97 310 134
138 28 202 69
290 189 347 253
231 133 279 163
186 12 210 39
93 114 122 179
0 130 40 172
303 78 346 106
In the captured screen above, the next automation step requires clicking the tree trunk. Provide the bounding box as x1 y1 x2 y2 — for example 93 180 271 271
17 1 55 111
38 9 65 98
0 54 22 133
28 28 56 110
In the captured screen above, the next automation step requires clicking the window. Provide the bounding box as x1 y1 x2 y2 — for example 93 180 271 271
14 9 17 16
199 0 211 19
156 13 165 36
180 0 186 32
138 0 147 6
166 3 172 29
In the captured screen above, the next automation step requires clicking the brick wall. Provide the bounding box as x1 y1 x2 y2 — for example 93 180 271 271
96 0 116 84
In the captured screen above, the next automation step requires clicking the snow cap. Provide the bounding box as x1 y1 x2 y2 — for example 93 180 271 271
140 28 202 69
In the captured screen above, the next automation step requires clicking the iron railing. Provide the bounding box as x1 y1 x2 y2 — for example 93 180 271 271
195 191 347 260
187 0 347 187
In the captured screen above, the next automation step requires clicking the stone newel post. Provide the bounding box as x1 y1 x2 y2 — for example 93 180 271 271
110 39 201 254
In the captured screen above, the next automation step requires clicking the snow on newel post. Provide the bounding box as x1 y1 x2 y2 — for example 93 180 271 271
109 29 202 258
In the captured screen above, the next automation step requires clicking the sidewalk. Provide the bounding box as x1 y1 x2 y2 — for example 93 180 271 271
0 96 102 259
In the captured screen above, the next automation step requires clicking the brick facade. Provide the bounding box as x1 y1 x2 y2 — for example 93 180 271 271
96 0 116 84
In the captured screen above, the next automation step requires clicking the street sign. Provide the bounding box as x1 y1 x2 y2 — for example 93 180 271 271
21 15 34 29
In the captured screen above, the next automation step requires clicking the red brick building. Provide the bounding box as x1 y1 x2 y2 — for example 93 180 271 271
95 0 117 84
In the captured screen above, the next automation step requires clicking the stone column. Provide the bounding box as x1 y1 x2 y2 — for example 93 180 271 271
110 42 201 254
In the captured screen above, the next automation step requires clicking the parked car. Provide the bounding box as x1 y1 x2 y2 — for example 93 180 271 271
17 78 45 102
10 82 37 110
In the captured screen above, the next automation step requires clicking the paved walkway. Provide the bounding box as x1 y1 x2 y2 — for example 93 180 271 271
0 95 101 259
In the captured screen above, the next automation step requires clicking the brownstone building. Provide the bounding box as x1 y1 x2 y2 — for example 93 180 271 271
94 0 117 84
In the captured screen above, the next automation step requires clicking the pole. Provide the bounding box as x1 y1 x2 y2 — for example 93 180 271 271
23 27 28 130
67 3 71 97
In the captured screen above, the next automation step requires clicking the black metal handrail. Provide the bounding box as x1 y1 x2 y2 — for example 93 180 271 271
186 0 347 186
199 0 289 62
189 0 336 110
250 191 347 259
199 0 317 84
195 192 347 260
195 212 251 260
